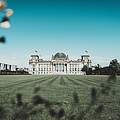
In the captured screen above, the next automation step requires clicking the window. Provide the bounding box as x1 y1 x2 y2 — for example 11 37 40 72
33 68 35 71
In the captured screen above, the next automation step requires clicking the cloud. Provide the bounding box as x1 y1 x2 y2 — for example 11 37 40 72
91 56 116 67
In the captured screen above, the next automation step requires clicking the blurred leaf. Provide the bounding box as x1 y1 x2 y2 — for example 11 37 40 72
0 36 6 43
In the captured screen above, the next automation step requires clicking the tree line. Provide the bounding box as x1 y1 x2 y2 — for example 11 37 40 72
82 59 120 75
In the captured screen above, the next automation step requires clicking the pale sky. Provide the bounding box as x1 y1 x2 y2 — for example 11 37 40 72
0 0 120 67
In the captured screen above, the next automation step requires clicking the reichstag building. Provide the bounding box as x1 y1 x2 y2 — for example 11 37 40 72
29 52 91 75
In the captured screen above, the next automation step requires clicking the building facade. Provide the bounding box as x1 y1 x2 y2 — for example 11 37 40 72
0 63 17 71
29 52 92 75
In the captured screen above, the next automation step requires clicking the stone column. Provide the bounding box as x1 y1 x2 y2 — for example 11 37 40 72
60 63 61 72
59 63 61 72
56 64 58 72
58 63 59 72
52 63 54 73
66 63 67 73
55 64 56 72
62 63 64 72
63 64 65 72
67 63 70 74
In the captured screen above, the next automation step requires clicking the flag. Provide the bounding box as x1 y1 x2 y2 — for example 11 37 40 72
85 50 88 53
35 50 38 53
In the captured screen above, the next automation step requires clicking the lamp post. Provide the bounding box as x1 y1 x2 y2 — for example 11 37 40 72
0 0 14 43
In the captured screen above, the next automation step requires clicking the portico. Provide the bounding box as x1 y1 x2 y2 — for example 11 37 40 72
52 62 67 74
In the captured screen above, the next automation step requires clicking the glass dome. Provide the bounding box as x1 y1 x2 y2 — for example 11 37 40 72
53 53 67 60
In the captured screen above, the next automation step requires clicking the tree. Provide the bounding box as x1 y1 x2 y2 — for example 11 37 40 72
82 65 92 75
109 59 120 74
94 64 101 75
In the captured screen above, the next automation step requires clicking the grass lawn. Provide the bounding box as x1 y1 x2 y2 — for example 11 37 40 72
0 75 120 120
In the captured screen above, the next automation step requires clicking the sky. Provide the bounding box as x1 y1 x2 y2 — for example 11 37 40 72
0 0 120 67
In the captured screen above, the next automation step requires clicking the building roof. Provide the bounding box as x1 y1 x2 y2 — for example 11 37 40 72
81 55 90 57
31 55 39 58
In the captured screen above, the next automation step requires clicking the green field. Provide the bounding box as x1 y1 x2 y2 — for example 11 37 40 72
0 75 120 120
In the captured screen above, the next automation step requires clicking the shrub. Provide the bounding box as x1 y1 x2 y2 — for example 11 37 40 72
10 97 16 105
108 74 117 82
95 104 104 113
101 84 111 95
49 108 57 118
0 105 7 120
44 100 51 108
58 108 65 119
11 107 29 120
16 93 23 106
29 106 43 116
32 95 47 105
112 90 116 95
73 91 79 104
100 83 105 88
91 87 97 104
68 114 76 120
33 86 41 93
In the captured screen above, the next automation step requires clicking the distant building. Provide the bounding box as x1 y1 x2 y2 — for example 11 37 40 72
0 63 17 71
29 52 92 75
0 63 30 75
16 67 29 72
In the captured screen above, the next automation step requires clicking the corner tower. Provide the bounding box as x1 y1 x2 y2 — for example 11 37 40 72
81 51 92 67
29 54 40 74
